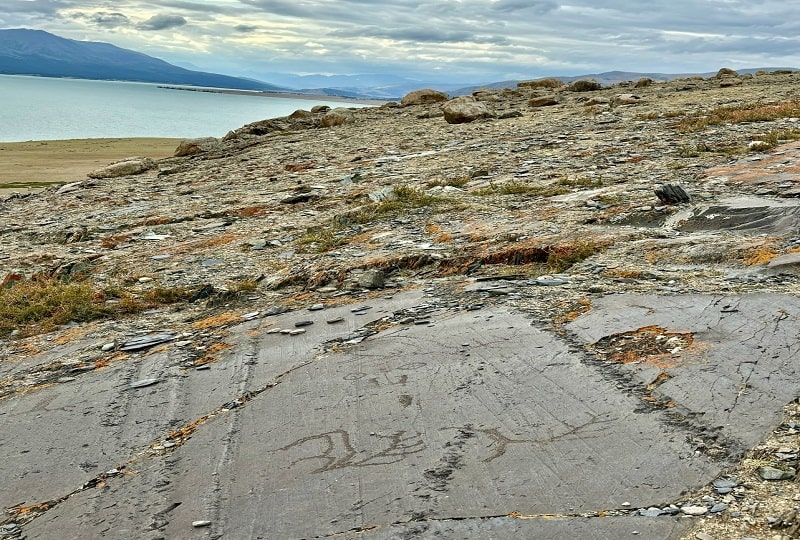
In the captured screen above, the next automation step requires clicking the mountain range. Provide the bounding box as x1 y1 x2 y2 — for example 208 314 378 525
1 28 796 100
0 28 286 92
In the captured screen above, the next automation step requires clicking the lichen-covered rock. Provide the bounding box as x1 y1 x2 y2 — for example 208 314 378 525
715 67 739 78
288 109 313 120
174 137 219 157
568 79 602 92
612 94 641 106
441 96 495 124
88 157 157 178
529 95 559 107
517 78 564 89
401 89 449 106
320 108 354 127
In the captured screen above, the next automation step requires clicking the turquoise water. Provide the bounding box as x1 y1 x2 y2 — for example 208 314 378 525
0 75 370 142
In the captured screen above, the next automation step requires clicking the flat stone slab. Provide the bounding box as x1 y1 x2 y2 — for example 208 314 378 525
20 306 713 539
8 292 800 538
0 291 424 511
567 293 800 455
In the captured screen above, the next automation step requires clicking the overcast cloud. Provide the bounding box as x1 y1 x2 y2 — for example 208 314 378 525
1 0 798 83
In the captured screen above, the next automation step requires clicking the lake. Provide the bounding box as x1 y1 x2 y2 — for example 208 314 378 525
0 74 373 142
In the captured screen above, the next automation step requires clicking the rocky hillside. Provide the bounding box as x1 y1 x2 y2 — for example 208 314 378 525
2 69 800 539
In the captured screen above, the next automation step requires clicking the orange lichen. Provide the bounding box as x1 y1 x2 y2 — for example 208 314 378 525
192 312 243 330
234 205 268 217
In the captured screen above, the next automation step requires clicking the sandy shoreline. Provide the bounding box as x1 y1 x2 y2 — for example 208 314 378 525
0 137 181 194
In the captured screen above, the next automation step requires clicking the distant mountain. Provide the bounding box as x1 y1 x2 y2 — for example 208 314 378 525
0 28 287 92
260 72 476 101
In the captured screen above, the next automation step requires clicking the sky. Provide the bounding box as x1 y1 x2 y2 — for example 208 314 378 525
2 0 799 84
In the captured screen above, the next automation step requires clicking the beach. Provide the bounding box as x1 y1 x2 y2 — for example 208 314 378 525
0 137 181 193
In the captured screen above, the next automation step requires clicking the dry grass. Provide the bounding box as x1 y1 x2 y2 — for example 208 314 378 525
676 100 800 132
750 128 800 151
343 185 456 224
473 181 570 197
545 240 609 272
0 277 189 337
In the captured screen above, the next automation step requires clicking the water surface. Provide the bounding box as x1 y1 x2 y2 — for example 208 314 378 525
0 75 369 142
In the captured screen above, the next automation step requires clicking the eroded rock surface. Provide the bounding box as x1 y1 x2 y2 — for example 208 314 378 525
3 70 800 539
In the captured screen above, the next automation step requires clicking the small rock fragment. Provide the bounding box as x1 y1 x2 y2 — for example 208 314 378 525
759 466 794 480
358 269 385 289
681 505 708 516
192 520 212 528
119 333 176 351
654 183 691 204
130 379 160 389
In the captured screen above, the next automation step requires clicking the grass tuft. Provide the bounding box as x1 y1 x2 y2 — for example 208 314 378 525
676 100 800 132
0 277 190 337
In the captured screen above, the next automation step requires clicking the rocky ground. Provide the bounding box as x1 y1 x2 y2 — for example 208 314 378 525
2 69 800 539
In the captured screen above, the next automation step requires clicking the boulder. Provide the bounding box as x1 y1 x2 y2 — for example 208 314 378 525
310 105 331 113
529 95 559 108
584 97 610 106
634 78 653 88
288 109 313 120
88 157 157 178
400 89 449 106
517 78 564 89
441 96 495 124
320 108 354 127
174 137 219 157
720 78 743 87
612 93 641 106
715 67 739 78
568 79 602 92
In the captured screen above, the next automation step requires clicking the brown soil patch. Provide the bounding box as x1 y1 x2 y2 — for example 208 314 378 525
588 325 695 369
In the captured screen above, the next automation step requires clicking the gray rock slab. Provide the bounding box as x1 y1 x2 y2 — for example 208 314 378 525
567 293 800 453
21 308 714 539
765 252 800 274
676 197 800 233
0 291 424 512
361 515 689 539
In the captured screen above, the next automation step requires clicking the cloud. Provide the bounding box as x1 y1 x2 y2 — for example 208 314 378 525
1 0 66 15
137 13 187 31
3 0 800 84
491 0 558 14
74 11 131 29
330 26 510 45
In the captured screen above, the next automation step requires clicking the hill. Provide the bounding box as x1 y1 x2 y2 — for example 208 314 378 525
0 28 286 91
